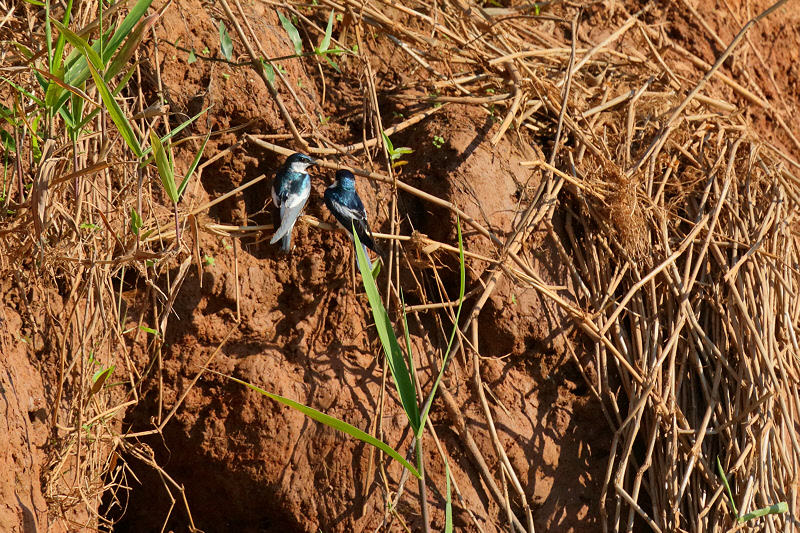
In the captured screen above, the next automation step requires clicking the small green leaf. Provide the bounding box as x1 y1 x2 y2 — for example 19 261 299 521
381 131 394 153
130 207 142 235
717 457 738 517
90 365 115 395
318 10 335 53
278 11 303 55
80 222 98 230
203 255 215 266
0 130 16 151
262 60 276 86
188 49 197 64
138 325 160 336
219 21 233 61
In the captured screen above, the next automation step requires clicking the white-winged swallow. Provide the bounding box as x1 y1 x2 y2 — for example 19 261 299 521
270 152 316 252
324 169 378 271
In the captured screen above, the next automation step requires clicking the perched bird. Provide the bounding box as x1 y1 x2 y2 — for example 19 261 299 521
324 169 378 271
270 153 316 252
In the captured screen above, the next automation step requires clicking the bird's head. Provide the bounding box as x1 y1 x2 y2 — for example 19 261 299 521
334 169 356 190
285 152 317 173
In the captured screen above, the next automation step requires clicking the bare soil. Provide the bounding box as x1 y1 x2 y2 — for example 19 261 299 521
2 0 799 531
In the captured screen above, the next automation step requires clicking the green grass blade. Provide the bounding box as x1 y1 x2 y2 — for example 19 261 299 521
73 63 136 132
209 369 421 478
139 105 211 161
44 65 64 109
401 292 418 394
1 77 46 108
219 21 233 61
149 130 177 204
278 11 303 55
87 61 142 158
57 106 75 130
323 54 341 73
70 80 85 133
354 225 421 432
444 455 453 533
103 0 154 64
318 10 334 53
50 0 73 74
716 457 739 517
177 130 210 199
417 216 465 437
34 67 97 107
106 13 159 80
51 19 103 70
738 502 788 523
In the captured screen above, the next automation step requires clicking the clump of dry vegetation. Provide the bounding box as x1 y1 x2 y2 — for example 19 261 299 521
1 0 798 530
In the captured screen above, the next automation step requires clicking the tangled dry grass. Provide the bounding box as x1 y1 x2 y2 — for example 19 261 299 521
0 0 798 530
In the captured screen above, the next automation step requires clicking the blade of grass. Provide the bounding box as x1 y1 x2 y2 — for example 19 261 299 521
401 292 419 395
51 19 103 70
354 224 421 433
717 457 739 517
2 77 46 108
177 130 210 198
102 0 154 64
139 105 211 160
444 455 453 533
87 61 142 158
738 502 788 523
207 369 421 478
416 216 465 437
49 0 73 75
149 130 177 203
33 67 100 107
106 12 160 80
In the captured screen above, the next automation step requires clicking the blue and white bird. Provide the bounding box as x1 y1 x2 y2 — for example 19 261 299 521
270 153 316 252
324 169 378 270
